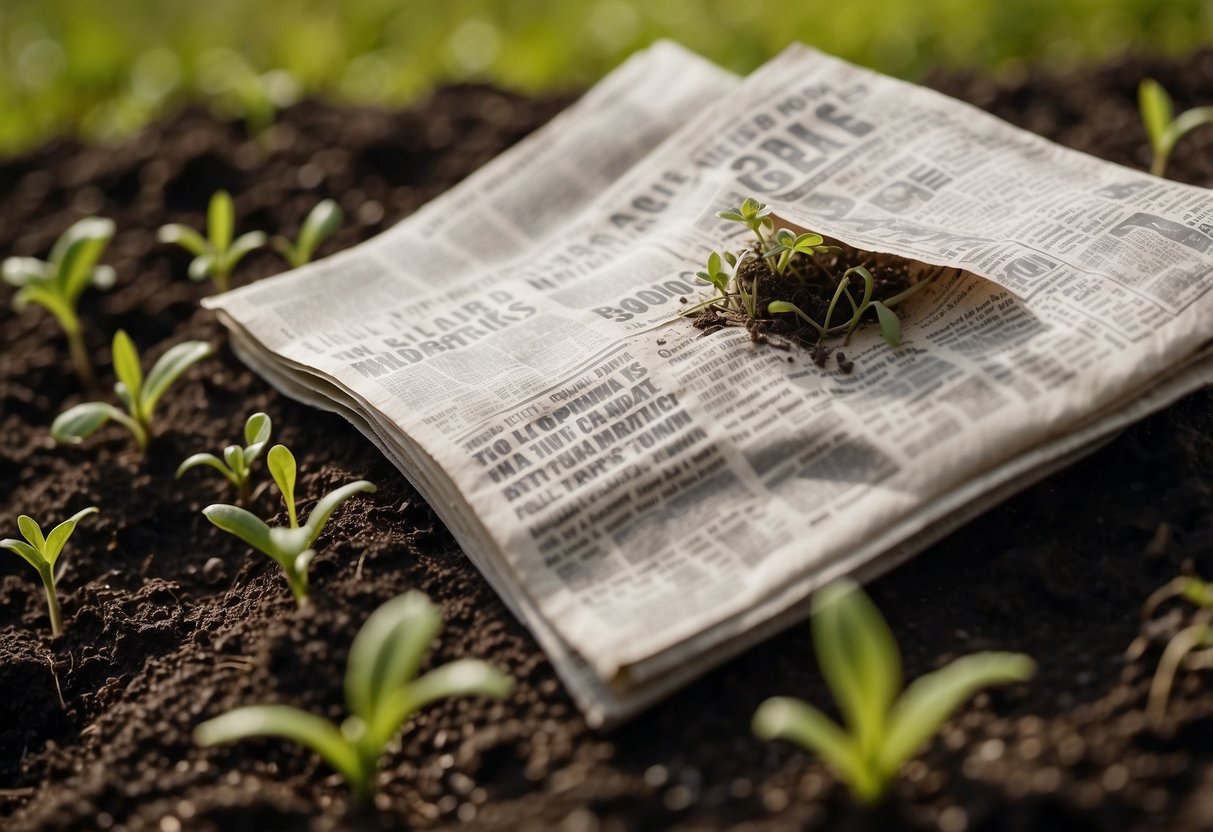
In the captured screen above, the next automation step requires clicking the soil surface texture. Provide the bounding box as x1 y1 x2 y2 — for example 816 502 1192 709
3 50 1213 832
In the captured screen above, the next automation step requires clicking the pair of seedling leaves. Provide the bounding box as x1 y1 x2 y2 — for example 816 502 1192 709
196 590 512 801
1135 573 1213 725
202 442 376 603
0 508 97 637
1138 79 1213 178
753 579 1035 803
702 197 930 349
158 191 343 292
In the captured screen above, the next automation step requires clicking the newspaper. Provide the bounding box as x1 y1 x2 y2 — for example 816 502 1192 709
204 42 1213 727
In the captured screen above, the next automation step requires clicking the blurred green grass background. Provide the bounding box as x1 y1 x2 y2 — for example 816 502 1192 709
1 0 1210 156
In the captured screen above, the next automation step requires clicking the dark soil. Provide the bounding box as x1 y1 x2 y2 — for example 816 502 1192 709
691 243 920 369
3 49 1213 832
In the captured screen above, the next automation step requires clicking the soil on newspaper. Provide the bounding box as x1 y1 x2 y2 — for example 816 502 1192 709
691 245 920 369
3 50 1213 832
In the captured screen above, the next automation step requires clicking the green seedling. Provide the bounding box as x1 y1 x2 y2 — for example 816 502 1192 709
195 590 512 801
158 191 266 293
763 228 842 275
202 444 375 603
753 579 1035 804
769 265 939 348
1140 574 1213 725
2 217 116 388
178 412 272 502
1 508 98 636
272 200 343 268
52 330 213 451
1139 78 1213 177
717 196 774 245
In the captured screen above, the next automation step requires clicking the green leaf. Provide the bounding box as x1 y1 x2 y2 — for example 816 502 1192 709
303 480 376 548
224 231 267 272
223 444 245 474
296 200 343 263
267 445 298 527
345 590 443 723
244 412 272 450
1180 578 1213 609
111 330 144 403
753 696 879 802
12 284 77 333
872 301 902 347
177 452 237 483
44 506 98 566
878 652 1035 776
1165 105 1213 157
52 402 125 444
716 210 745 223
1 537 46 570
768 301 797 315
140 340 214 420
203 503 276 557
1138 79 1172 152
18 515 46 551
158 223 209 256
370 658 513 750
51 217 115 302
194 705 364 789
189 254 216 281
2 257 48 287
811 579 902 761
209 191 235 252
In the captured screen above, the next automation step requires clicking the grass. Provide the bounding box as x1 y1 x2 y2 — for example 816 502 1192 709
1 0 1211 156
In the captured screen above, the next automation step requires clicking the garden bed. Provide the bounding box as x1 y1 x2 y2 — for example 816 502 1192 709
3 51 1213 832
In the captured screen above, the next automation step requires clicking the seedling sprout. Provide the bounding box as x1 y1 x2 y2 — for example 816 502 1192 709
178 412 272 502
195 590 512 801
1139 573 1213 725
1 508 98 636
272 199 344 268
202 444 375 603
752 579 1035 803
2 217 116 388
158 191 266 293
52 330 213 451
1138 79 1213 178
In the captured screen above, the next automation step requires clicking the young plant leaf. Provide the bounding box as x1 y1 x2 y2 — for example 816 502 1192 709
345 590 443 723
878 651 1036 775
209 190 235 252
872 301 902 347
267 444 298 527
2 507 98 635
52 402 130 444
304 480 377 548
157 224 209 256
111 330 144 401
140 340 214 420
202 504 276 554
752 697 876 801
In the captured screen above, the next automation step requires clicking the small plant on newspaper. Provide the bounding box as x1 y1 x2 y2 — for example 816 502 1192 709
158 190 266 293
1138 79 1213 178
1 508 98 637
178 412 273 502
194 590 512 801
753 579 1035 804
687 197 942 370
1128 571 1213 726
202 444 375 603
52 331 214 452
2 217 116 388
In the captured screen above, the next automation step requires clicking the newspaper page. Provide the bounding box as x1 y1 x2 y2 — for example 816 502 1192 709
206 42 1213 727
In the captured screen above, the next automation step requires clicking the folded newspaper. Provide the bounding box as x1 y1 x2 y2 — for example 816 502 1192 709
205 42 1213 727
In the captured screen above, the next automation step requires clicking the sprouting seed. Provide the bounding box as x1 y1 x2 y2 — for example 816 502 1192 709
1 508 98 636
158 190 266 293
202 444 375 603
1140 573 1213 725
178 412 272 502
1138 78 1213 178
272 200 343 268
717 196 774 245
753 579 1035 804
194 590 512 801
52 330 213 452
2 217 116 388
